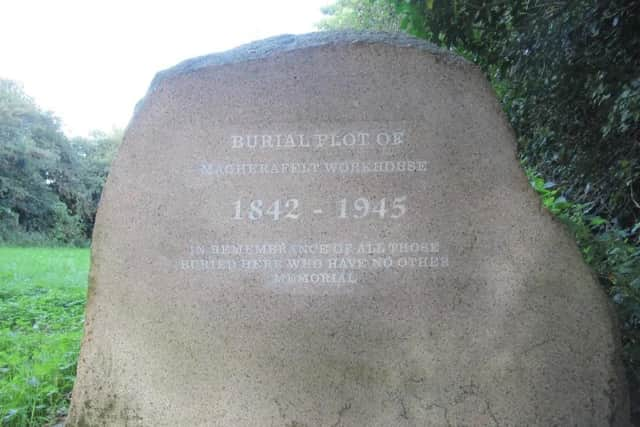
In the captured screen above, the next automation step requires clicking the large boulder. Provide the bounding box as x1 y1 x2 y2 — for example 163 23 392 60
68 32 629 426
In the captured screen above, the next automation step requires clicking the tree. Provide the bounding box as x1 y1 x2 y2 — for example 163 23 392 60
70 130 122 238
316 0 402 32
0 79 83 243
0 79 121 244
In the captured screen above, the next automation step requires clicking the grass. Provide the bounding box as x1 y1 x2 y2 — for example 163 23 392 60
0 247 89 427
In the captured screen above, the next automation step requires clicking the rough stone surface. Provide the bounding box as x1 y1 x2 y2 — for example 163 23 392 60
68 31 629 426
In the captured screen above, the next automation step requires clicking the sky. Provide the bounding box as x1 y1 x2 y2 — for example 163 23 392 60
0 0 331 136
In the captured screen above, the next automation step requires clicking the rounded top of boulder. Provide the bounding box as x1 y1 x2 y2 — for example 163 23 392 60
147 31 468 93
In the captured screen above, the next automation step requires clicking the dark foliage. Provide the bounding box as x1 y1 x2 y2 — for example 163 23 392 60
0 79 121 245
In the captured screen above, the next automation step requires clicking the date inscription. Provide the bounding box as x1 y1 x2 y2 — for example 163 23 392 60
232 197 407 221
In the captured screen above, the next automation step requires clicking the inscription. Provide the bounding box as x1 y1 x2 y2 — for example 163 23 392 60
231 196 407 221
199 160 428 177
187 126 441 288
338 196 406 219
232 199 301 221
229 131 405 149
179 241 448 285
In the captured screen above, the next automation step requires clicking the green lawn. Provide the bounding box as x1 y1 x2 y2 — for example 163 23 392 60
0 247 89 427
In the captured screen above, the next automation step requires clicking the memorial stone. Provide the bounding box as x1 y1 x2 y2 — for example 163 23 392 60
68 32 629 426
